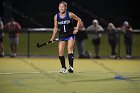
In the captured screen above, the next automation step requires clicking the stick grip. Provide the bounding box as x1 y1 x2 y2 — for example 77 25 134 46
47 38 59 44
47 40 53 44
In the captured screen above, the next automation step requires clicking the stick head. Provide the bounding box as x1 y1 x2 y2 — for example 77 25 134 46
36 43 40 48
36 42 47 48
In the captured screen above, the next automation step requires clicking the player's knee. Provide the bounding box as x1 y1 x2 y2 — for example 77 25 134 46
59 48 64 55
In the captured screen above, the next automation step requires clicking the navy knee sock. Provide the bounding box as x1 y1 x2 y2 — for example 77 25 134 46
68 53 74 67
59 56 66 68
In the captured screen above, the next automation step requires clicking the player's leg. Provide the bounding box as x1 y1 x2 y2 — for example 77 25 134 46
129 39 132 56
59 41 67 73
92 38 100 59
94 45 99 57
13 43 17 56
110 40 117 58
67 36 75 73
10 38 15 57
14 37 19 57
10 37 18 57
76 40 84 58
126 39 132 58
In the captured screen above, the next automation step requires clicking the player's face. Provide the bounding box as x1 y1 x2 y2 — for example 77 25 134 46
59 3 66 13
93 22 97 27
124 23 129 27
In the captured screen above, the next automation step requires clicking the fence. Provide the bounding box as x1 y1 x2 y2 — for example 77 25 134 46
1 28 140 58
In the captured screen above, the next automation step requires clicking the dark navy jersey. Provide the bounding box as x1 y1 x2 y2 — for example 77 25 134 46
57 11 74 38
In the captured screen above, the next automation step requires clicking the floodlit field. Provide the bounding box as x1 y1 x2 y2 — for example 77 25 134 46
0 58 140 93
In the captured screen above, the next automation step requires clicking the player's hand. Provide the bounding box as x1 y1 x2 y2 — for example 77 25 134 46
50 38 54 41
73 29 78 34
49 39 54 43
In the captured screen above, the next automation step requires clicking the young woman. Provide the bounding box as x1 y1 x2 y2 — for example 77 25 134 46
107 23 118 58
122 21 133 59
4 18 21 57
50 1 81 73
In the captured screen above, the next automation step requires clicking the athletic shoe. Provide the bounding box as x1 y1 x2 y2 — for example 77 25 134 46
68 66 74 73
110 55 116 59
10 53 16 58
126 55 132 59
60 68 67 73
0 54 4 57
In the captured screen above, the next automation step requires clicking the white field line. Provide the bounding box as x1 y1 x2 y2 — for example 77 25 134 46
0 71 59 75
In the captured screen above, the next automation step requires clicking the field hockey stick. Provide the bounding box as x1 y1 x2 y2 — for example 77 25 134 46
36 38 59 48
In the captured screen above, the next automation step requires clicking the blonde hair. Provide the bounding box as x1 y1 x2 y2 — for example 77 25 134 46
59 1 67 9
107 23 116 30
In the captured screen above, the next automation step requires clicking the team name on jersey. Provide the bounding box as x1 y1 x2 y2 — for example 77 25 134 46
58 20 70 25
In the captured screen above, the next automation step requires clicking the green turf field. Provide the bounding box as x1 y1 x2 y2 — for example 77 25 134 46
0 58 140 93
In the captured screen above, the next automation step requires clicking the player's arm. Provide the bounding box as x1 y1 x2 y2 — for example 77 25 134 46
17 23 21 30
129 26 133 32
50 15 58 41
69 12 81 34
4 23 9 30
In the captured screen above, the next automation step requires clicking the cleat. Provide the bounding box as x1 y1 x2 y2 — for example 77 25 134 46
68 66 74 73
0 54 4 57
10 53 16 58
60 68 67 73
110 55 116 59
126 55 132 59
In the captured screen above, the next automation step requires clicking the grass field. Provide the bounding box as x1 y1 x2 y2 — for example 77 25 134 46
0 58 140 93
